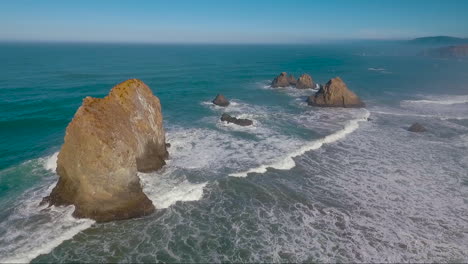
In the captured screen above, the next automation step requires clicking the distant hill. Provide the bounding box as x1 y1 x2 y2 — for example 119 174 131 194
410 36 468 45
422 45 468 58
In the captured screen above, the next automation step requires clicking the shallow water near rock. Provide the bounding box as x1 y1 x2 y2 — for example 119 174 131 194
0 42 467 262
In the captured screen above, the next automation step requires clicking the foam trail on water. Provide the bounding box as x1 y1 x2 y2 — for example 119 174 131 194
140 169 207 209
371 110 468 120
0 153 96 263
230 109 370 177
401 95 468 105
0 206 94 264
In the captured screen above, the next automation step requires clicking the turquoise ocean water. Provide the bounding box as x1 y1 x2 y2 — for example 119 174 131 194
0 42 467 262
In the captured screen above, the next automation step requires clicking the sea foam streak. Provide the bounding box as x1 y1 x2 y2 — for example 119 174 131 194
0 205 95 263
230 109 370 177
140 168 207 209
0 152 95 263
401 95 468 105
43 151 59 171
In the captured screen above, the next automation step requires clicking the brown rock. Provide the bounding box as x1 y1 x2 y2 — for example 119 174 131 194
287 74 297 86
212 94 230 107
271 72 295 87
408 123 427 132
43 79 168 222
296 74 314 89
307 77 365 108
221 113 253 126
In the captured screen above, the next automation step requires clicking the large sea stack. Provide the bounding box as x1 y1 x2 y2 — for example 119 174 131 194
43 79 168 222
296 74 314 89
271 72 296 87
307 77 365 108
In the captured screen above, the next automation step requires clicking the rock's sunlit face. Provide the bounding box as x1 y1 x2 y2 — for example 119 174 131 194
45 79 168 222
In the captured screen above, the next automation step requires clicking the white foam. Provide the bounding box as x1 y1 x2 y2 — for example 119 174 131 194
0 182 94 263
43 152 59 171
230 109 370 177
367 67 392 74
201 100 240 108
368 67 385 71
139 164 208 209
401 95 468 105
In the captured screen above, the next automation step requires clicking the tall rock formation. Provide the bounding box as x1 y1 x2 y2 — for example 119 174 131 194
307 77 365 108
43 79 168 222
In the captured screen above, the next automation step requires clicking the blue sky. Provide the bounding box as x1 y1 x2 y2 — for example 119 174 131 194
1 0 467 43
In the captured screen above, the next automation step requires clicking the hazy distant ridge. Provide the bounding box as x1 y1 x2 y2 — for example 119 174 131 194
410 36 468 45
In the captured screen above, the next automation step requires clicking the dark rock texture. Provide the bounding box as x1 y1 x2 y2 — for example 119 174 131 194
408 123 427 132
221 113 253 126
43 79 168 222
307 77 365 108
212 94 230 107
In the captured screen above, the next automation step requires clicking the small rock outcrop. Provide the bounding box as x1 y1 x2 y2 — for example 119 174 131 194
307 77 365 108
212 94 230 107
296 74 314 89
43 79 168 222
408 123 427 132
271 72 295 87
221 113 253 126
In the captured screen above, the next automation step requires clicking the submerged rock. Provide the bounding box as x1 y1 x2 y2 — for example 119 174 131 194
221 113 253 126
296 74 314 89
43 79 168 222
212 94 230 107
408 122 427 132
307 77 365 108
271 72 295 87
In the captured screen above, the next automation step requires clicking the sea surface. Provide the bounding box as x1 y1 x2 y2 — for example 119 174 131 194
0 42 467 263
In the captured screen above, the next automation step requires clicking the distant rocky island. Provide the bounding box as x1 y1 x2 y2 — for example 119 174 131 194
422 45 468 58
409 36 468 45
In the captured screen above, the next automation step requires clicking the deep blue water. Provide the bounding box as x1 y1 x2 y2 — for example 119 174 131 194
0 42 467 262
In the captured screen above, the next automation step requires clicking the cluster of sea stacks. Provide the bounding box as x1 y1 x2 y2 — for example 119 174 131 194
272 72 365 108
43 74 425 222
271 72 315 89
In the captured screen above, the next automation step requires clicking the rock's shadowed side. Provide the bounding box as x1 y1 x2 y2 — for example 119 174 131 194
307 77 365 108
212 94 230 107
296 74 314 89
287 74 297 86
408 123 427 132
272 72 294 87
43 79 168 222
221 113 253 126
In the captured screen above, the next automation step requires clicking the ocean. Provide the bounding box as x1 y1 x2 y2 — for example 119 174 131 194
0 42 467 262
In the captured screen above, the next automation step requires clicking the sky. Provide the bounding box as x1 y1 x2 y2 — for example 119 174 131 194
1 0 467 43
